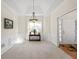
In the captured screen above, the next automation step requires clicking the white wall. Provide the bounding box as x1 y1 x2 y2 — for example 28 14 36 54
17 15 52 42
1 0 77 53
48 0 77 46
43 15 51 41
1 2 18 54
61 11 77 44
17 16 27 41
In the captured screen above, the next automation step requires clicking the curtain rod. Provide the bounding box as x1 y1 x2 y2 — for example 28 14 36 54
59 9 77 18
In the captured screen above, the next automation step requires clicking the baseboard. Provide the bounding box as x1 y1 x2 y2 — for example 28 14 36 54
1 44 14 55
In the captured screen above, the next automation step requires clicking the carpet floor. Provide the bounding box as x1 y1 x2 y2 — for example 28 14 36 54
2 41 72 59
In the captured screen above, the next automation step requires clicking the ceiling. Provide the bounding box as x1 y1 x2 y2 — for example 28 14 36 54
2 0 64 16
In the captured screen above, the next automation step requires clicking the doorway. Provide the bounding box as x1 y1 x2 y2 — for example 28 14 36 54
27 20 42 40
57 9 77 45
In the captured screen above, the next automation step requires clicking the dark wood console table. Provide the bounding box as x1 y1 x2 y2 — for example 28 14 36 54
29 34 41 41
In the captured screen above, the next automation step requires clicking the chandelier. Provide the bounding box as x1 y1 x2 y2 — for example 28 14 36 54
30 0 38 23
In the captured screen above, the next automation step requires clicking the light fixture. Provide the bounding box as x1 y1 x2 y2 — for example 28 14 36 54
30 0 38 23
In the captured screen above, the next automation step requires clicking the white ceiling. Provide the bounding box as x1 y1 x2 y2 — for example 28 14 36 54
2 0 64 16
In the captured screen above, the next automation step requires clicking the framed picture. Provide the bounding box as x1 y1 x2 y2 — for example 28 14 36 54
4 18 13 29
